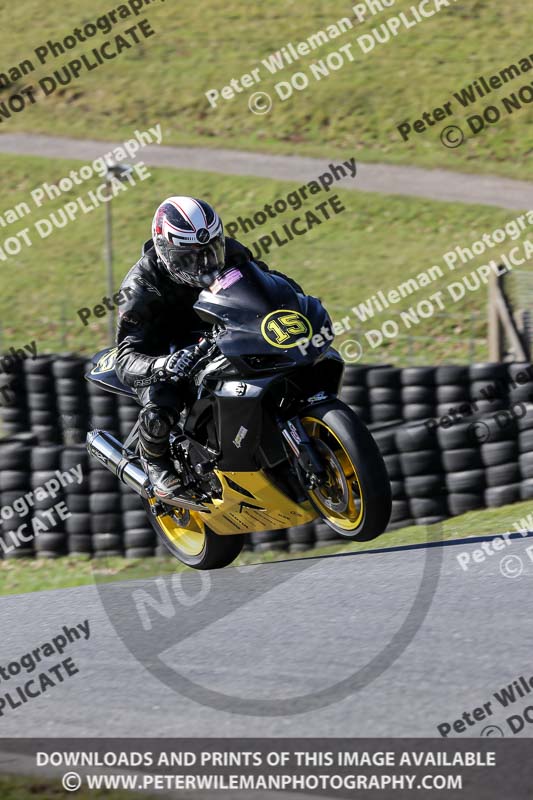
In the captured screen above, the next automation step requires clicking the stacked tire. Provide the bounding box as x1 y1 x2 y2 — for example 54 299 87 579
435 365 471 421
287 523 315 553
25 356 59 444
251 529 288 553
469 362 508 415
53 356 89 446
367 367 402 424
0 435 34 559
340 365 370 422
31 443 68 558
477 412 521 508
372 424 412 531
62 445 92 556
398 424 448 526
436 421 483 515
401 367 436 422
89 450 123 558
518 405 533 500
0 358 28 437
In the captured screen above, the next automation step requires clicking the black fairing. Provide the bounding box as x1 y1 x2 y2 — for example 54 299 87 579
193 262 332 376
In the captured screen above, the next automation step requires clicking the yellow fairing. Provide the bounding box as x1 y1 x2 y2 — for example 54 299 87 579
151 471 316 541
208 470 317 534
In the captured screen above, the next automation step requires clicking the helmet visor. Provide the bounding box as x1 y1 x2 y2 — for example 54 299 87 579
167 235 225 285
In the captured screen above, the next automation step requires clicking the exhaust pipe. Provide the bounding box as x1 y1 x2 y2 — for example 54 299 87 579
87 430 150 499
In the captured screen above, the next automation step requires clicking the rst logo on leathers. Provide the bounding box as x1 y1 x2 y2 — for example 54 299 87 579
260 309 312 349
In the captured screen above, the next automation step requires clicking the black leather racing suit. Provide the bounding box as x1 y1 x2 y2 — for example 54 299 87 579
115 237 303 460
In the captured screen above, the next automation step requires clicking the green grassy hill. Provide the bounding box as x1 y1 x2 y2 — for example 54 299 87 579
0 153 525 363
1 0 531 177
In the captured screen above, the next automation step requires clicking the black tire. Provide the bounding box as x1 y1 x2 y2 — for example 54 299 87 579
52 357 85 379
448 493 484 515
390 480 405 498
367 368 401 388
68 535 93 554
300 402 391 541
519 453 533 479
90 395 118 415
409 497 449 518
371 404 402 422
65 514 92 535
370 427 397 455
64 494 90 513
27 393 55 411
30 445 62 471
89 493 121 514
519 431 533 453
401 385 435 404
402 404 435 422
61 447 89 471
405 474 446 498
55 378 84 395
142 497 244 569
24 356 53 375
91 513 122 534
436 420 485 450
446 469 485 493
396 424 438 452
124 528 156 548
369 387 398 404
313 520 345 544
520 480 533 501
469 363 507 382
442 448 481 472
342 365 370 386
390 500 409 522
383 454 402 480
123 510 149 529
0 442 31 470
340 386 367 405
287 523 315 544
26 374 54 393
507 363 533 383
518 406 533 431
121 492 144 511
89 469 119 493
400 450 442 476
480 440 518 466
485 462 521 487
435 366 469 385
400 367 435 386
485 484 520 508
92 533 124 553
1 471 30 491
437 385 470 403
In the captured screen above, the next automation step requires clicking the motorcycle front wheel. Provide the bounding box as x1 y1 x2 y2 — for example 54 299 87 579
142 499 244 569
298 401 392 542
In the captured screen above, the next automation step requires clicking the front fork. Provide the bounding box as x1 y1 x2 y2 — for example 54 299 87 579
280 416 327 488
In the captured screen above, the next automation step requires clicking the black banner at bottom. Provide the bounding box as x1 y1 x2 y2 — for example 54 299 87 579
0 738 530 798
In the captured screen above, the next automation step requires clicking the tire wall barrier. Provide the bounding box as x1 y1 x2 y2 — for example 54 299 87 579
0 356 532 558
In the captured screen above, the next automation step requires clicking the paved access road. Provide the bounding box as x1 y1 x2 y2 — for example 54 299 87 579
1 534 533 738
0 132 531 210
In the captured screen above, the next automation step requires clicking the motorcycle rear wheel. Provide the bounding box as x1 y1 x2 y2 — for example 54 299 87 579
142 499 244 569
299 401 392 541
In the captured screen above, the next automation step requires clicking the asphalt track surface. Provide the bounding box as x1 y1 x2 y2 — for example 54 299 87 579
2 532 533 739
0 132 532 210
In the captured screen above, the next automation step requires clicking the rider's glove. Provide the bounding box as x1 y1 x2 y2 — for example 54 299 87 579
153 349 198 384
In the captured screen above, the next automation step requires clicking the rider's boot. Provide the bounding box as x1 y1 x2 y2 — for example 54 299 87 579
138 404 182 501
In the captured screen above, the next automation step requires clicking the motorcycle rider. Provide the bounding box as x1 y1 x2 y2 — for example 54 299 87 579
115 196 303 501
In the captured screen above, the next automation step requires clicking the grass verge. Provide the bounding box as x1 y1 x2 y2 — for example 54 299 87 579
1 1 531 177
0 773 153 799
1 153 528 364
1 500 531 596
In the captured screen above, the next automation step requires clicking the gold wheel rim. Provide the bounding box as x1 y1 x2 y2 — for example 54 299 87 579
149 500 206 557
301 417 364 532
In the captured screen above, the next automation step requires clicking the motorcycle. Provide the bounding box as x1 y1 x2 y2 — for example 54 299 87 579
85 261 391 570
